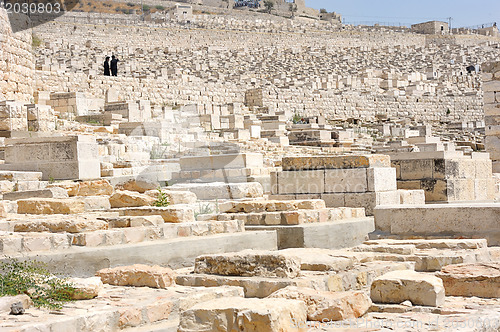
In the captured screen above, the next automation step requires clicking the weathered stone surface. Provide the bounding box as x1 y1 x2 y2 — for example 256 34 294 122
364 238 487 250
145 189 197 205
282 155 391 171
371 270 445 307
194 250 301 278
0 295 32 313
169 182 264 200
14 219 108 233
118 206 195 223
269 286 371 321
178 297 307 332
119 179 159 193
79 195 112 211
3 187 68 201
0 201 8 218
374 204 500 245
109 190 156 208
436 263 500 298
179 286 245 312
219 199 326 213
16 198 85 214
74 179 114 196
280 248 354 272
96 264 176 288
68 277 103 300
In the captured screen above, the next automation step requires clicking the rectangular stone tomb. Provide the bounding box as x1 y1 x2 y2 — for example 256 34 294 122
374 204 500 245
0 135 100 180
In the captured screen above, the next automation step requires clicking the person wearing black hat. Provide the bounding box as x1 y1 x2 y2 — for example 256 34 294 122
110 55 119 76
103 56 110 76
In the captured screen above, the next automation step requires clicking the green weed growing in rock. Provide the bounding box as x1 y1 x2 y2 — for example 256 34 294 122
152 187 170 207
0 258 76 309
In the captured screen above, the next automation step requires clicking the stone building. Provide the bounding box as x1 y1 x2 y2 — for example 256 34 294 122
411 21 450 35
319 11 342 24
274 0 318 17
167 4 194 22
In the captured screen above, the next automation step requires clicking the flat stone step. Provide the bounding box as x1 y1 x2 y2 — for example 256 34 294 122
2 231 278 277
115 206 195 223
0 170 42 181
247 218 375 249
168 182 264 200
0 220 244 254
215 206 366 226
374 204 500 245
436 263 500 298
0 180 48 194
3 187 68 201
176 261 413 298
218 199 327 213
364 238 488 250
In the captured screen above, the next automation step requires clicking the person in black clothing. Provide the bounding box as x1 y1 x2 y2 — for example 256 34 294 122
103 56 110 76
110 55 119 76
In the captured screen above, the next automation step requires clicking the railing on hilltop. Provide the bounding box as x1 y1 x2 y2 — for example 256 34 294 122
343 21 411 28
462 22 497 30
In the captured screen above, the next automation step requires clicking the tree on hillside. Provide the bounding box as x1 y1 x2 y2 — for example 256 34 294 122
320 8 327 14
264 0 274 14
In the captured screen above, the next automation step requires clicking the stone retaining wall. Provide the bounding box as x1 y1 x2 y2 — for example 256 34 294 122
0 9 34 102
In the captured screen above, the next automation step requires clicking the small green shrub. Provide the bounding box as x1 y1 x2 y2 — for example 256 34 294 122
0 259 76 309
152 187 170 207
150 144 168 159
292 112 302 124
195 202 214 219
32 34 43 48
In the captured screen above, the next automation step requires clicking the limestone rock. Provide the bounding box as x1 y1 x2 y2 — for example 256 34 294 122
0 201 7 218
14 219 108 233
169 182 264 200
109 190 156 208
3 187 68 201
96 264 176 289
47 181 80 196
119 179 159 193
269 286 371 321
436 263 500 298
76 179 114 196
79 195 112 211
179 286 245 312
118 206 195 223
17 198 85 214
219 199 326 213
144 189 197 205
178 297 307 332
194 250 301 278
10 302 24 315
0 295 32 313
68 277 103 300
370 270 445 307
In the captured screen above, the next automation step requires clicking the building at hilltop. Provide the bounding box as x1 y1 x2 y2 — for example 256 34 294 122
411 21 450 35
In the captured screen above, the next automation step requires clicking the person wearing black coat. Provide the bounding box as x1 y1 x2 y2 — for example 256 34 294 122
103 56 110 76
110 55 119 76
